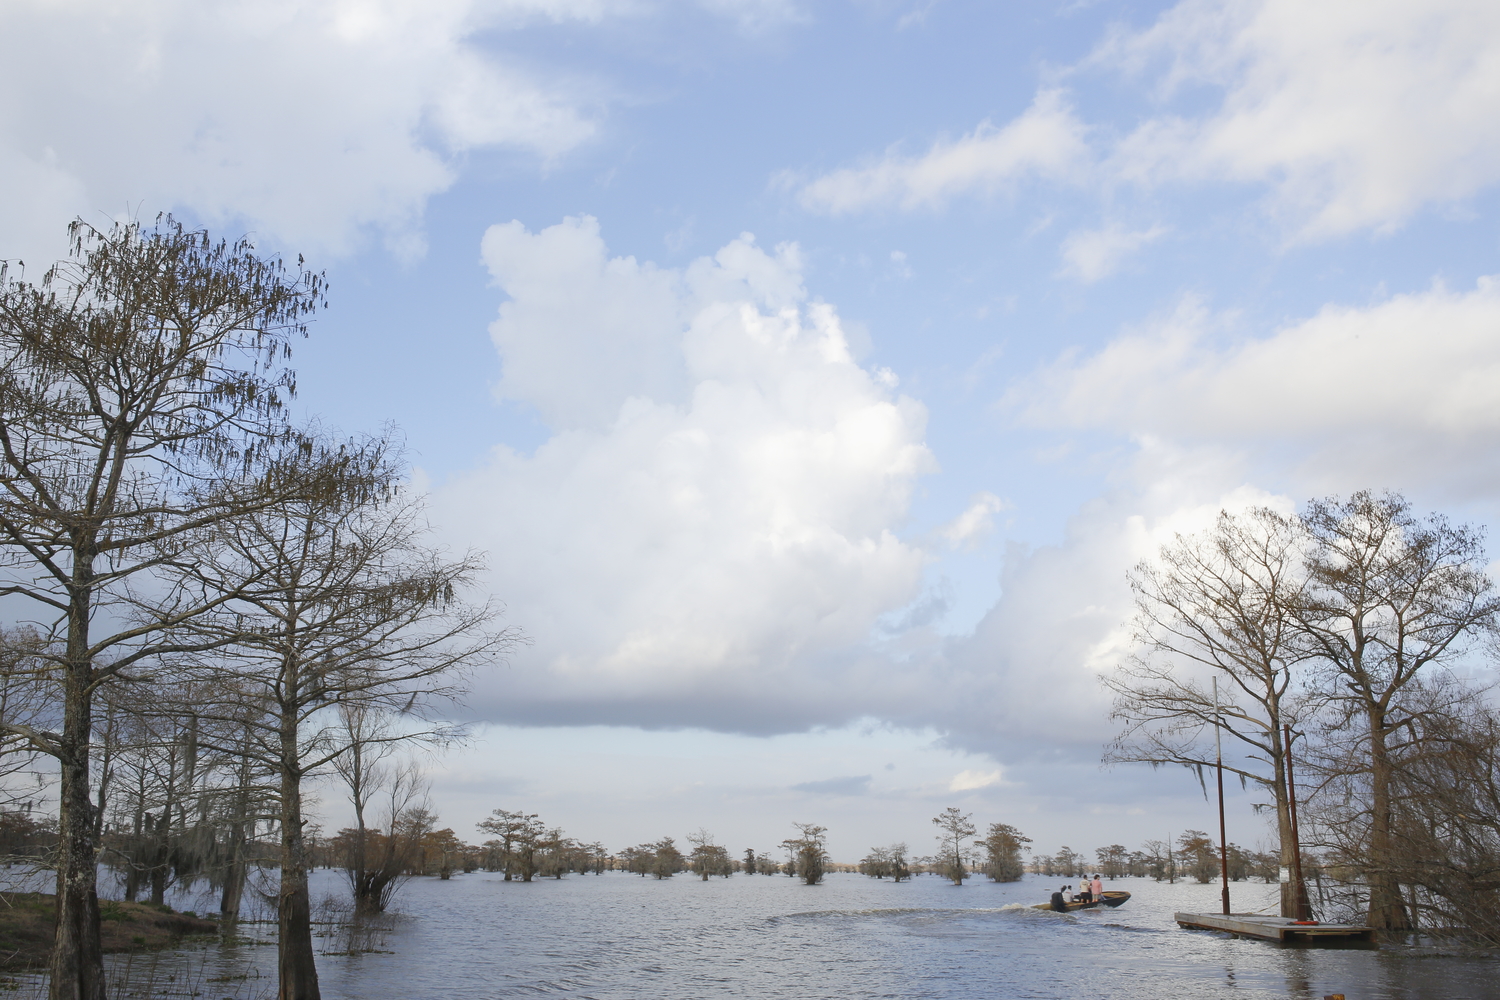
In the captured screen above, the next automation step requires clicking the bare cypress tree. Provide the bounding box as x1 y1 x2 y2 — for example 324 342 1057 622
333 703 430 916
177 435 516 1000
1105 507 1315 916
1295 491 1500 931
931 807 975 885
0 218 323 1000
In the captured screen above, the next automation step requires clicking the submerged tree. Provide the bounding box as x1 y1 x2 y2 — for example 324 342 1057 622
1176 830 1218 884
178 436 515 999
0 218 324 1000
653 837 685 879
980 823 1029 882
1354 682 1500 940
333 703 435 914
477 809 543 881
1093 844 1128 880
1296 492 1499 930
783 823 828 885
686 829 733 879
932 807 975 885
858 842 910 881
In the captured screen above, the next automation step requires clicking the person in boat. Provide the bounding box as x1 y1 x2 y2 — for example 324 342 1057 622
1061 884 1073 902
1050 889 1068 912
1077 879 1093 905
1091 875 1104 902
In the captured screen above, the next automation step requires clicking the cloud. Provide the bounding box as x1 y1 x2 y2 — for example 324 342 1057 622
794 90 1089 214
936 492 1006 550
1058 224 1167 282
929 450 1289 755
699 0 807 32
948 768 1003 791
0 0 609 262
788 1 1500 239
441 218 936 733
942 270 1500 761
791 775 872 795
1099 0 1500 238
1011 277 1500 493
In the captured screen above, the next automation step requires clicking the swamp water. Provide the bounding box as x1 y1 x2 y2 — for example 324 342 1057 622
9 870 1500 999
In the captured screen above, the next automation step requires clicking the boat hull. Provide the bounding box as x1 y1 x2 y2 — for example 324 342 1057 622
1032 890 1131 912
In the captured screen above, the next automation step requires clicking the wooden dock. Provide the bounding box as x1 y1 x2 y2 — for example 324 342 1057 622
1174 912 1374 944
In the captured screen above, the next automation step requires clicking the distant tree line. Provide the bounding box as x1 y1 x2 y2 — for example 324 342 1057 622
1028 833 1279 884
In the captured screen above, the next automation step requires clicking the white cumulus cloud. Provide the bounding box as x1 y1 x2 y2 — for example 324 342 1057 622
1100 0 1500 239
932 453 1289 755
1011 278 1500 493
440 218 937 733
0 0 609 262
936 492 1007 550
789 1 1500 240
795 90 1089 214
949 768 1004 791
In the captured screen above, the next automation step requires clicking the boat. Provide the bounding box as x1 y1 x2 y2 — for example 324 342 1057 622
1032 891 1131 912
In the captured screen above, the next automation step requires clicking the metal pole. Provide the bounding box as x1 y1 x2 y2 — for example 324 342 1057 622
1214 677 1230 916
1283 723 1310 921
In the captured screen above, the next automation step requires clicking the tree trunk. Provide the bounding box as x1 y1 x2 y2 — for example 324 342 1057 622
1271 737 1299 919
124 777 146 903
149 811 171 907
50 573 104 1000
52 689 104 1000
221 820 247 930
278 718 320 1000
221 752 254 930
1366 706 1410 931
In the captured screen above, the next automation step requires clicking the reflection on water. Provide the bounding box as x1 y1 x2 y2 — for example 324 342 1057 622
7 870 1499 999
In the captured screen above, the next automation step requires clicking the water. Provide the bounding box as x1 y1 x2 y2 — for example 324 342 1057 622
11 870 1500 999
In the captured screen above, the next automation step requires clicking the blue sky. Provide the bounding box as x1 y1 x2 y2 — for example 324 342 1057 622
7 0 1500 862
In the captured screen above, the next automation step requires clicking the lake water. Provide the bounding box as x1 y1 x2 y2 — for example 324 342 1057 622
10 869 1500 999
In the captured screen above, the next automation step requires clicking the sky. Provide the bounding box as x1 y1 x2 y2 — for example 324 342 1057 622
6 0 1500 865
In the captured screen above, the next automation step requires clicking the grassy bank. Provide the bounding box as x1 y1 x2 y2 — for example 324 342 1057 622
0 893 219 971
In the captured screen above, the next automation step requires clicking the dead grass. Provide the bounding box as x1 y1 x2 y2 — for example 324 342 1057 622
0 893 218 971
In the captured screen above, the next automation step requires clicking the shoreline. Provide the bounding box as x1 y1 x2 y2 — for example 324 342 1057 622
0 892 219 972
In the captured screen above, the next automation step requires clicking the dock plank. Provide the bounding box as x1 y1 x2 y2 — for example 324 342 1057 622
1174 912 1374 943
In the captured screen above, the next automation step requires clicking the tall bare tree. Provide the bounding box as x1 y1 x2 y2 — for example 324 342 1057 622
1296 491 1500 930
932 807 975 885
0 218 324 1000
332 703 430 916
1105 507 1311 916
178 436 517 1000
